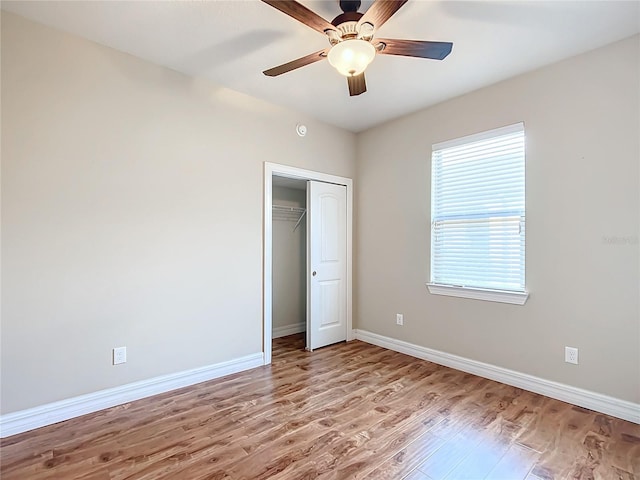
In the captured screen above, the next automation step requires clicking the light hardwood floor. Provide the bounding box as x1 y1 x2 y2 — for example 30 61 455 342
1 334 639 479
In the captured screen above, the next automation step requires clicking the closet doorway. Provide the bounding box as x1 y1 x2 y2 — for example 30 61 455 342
264 162 353 364
271 178 307 342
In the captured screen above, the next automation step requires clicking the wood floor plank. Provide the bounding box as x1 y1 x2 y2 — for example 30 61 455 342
403 469 434 480
483 443 539 480
416 427 486 479
1 334 638 480
441 419 522 480
317 369 481 479
314 409 446 479
361 431 445 479
524 474 545 480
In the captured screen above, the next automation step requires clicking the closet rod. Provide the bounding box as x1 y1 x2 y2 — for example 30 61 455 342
272 204 305 212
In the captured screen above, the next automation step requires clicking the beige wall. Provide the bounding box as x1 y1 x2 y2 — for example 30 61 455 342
0 12 356 414
272 186 306 333
355 35 640 403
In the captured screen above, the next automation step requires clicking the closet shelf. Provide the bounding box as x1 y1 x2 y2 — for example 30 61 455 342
273 204 306 232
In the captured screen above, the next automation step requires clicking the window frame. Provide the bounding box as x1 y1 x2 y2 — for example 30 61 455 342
427 123 529 305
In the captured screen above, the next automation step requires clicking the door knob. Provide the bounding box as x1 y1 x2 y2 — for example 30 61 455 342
312 271 317 276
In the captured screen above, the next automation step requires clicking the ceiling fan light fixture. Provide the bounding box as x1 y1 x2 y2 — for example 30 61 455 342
327 39 376 77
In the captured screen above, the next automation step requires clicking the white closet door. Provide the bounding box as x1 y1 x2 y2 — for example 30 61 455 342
307 181 347 350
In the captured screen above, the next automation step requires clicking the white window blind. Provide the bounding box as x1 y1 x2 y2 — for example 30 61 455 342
430 123 525 293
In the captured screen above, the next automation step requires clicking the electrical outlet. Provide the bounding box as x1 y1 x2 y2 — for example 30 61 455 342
113 346 127 365
396 313 404 326
565 346 578 365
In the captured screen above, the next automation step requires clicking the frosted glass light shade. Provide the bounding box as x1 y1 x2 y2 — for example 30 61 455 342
327 39 376 77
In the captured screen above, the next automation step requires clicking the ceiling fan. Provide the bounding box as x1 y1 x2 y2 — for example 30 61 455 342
261 0 453 96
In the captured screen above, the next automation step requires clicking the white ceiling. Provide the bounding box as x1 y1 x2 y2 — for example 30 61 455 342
3 1 639 132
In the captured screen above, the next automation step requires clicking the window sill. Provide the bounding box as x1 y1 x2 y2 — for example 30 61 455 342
426 283 529 305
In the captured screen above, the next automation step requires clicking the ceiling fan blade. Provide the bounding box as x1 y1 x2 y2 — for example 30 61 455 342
347 73 366 96
358 0 408 32
263 48 329 77
261 0 335 34
376 39 453 60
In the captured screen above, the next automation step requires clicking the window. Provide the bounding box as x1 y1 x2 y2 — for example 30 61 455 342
428 123 528 305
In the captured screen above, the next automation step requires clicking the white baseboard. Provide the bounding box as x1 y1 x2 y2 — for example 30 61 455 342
273 322 306 339
354 329 639 424
0 352 264 438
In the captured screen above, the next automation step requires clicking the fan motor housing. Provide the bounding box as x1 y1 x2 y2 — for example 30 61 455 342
339 0 361 12
331 11 363 28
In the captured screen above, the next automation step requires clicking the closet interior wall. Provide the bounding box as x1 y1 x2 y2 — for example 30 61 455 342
272 185 307 338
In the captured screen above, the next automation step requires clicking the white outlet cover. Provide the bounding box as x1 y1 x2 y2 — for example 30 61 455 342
113 346 127 365
565 346 578 364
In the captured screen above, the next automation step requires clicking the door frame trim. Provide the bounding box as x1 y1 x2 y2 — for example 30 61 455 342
264 162 353 365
